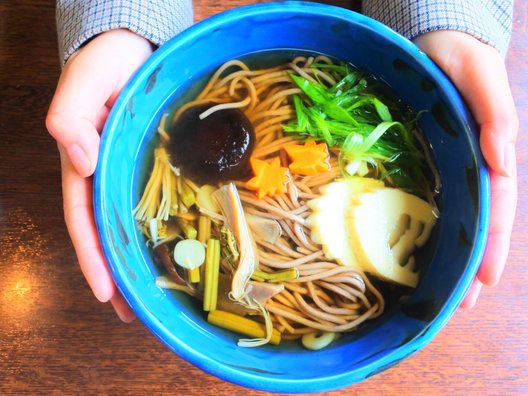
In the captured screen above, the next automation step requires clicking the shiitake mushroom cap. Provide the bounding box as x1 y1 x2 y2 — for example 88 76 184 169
168 103 255 184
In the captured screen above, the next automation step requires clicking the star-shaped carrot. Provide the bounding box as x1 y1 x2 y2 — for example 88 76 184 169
284 140 330 175
245 157 290 199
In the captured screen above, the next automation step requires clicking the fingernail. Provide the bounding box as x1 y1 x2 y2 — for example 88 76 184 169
66 144 91 176
503 143 516 177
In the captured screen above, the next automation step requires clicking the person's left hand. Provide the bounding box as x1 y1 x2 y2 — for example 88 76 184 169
413 30 518 309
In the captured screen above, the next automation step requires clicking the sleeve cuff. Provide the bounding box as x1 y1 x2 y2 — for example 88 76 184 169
362 0 513 57
56 0 193 65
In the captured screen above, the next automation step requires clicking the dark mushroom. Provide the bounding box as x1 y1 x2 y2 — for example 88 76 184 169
154 244 186 285
169 102 255 184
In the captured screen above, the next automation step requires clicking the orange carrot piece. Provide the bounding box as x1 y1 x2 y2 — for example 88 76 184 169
245 158 290 199
284 140 330 176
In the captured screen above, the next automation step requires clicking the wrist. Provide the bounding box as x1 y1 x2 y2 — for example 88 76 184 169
69 29 153 62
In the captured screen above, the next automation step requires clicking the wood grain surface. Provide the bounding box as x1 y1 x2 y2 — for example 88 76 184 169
1 1 526 395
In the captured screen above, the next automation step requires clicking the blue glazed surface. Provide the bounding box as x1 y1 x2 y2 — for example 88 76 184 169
94 2 490 393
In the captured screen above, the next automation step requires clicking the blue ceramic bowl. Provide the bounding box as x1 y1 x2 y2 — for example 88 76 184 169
94 2 490 393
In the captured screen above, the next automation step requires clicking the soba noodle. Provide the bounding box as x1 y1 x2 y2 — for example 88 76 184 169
137 54 435 349
169 56 385 337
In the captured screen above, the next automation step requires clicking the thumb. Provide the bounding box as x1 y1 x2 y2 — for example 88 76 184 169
46 49 116 177
46 29 153 177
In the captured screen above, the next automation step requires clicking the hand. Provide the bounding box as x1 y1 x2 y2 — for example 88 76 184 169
46 29 154 321
413 31 518 309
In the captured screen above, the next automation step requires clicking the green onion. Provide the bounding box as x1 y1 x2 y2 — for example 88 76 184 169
346 97 392 122
289 74 358 126
284 63 429 197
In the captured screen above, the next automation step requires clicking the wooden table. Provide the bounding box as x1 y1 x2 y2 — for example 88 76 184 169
1 1 526 394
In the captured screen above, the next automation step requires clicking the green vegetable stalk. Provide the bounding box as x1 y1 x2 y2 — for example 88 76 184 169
203 239 220 311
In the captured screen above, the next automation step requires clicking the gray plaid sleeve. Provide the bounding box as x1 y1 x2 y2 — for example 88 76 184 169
56 0 193 65
362 0 513 57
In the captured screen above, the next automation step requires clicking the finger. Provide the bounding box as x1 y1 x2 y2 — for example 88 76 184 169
480 119 517 178
110 292 136 323
451 45 517 176
460 278 482 310
59 144 116 302
46 30 153 178
46 51 119 177
467 52 518 176
477 167 517 286
415 32 518 176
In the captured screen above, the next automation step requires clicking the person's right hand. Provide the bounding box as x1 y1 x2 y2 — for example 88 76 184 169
46 29 154 321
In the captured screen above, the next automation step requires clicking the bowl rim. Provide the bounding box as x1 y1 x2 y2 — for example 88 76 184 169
94 1 490 392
